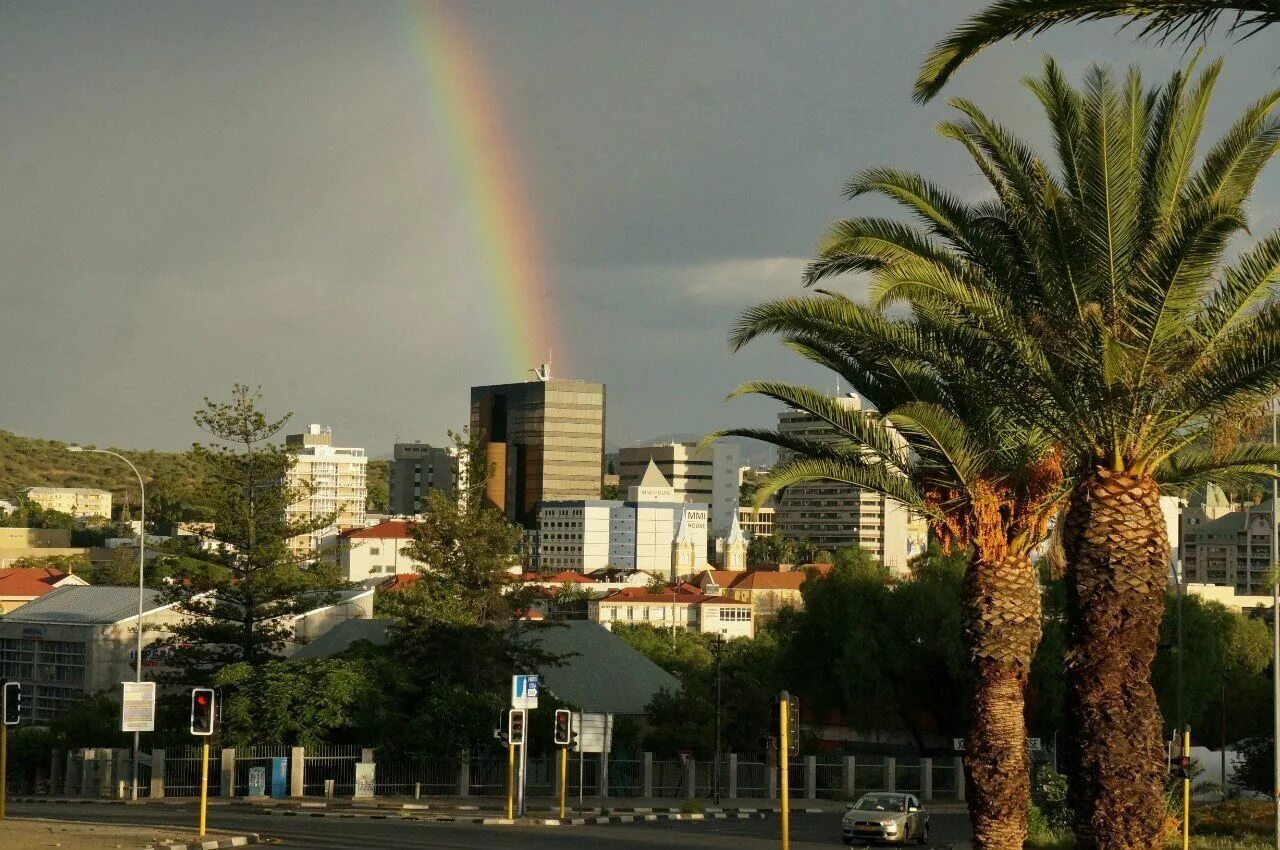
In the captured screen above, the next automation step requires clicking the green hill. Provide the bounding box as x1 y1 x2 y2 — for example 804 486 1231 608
0 430 206 510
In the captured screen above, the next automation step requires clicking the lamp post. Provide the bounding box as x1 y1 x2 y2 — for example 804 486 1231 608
711 635 724 806
68 446 145 802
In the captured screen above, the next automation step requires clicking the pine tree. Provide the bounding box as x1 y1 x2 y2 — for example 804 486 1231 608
159 385 345 679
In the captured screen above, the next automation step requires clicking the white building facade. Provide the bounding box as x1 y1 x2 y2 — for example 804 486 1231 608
619 441 740 537
338 520 427 582
539 463 708 578
284 425 368 553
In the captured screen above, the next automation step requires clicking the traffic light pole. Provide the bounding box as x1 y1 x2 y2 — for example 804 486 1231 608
506 739 515 819
1 723 8 821
198 740 209 836
779 694 790 850
518 739 528 817
1182 727 1191 850
559 746 568 819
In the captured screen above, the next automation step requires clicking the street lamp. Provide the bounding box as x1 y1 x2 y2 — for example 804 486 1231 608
68 446 146 802
711 635 725 806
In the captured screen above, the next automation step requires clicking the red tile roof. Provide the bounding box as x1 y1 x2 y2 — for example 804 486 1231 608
731 571 809 590
0 568 71 598
378 573 422 593
342 521 417 540
548 570 593 584
598 587 750 607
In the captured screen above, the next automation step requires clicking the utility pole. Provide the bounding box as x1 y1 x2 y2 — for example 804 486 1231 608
712 636 724 806
1271 399 1279 850
779 690 791 850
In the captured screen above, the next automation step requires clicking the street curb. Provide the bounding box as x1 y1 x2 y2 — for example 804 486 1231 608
156 835 261 850
256 807 785 826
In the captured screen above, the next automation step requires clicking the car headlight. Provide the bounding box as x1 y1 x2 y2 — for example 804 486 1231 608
881 820 898 830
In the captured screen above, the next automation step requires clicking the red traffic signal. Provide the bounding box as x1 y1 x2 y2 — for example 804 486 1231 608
190 687 216 736
2 681 20 726
553 709 572 746
508 708 525 745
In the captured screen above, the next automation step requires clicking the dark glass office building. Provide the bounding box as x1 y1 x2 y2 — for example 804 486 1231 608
470 378 606 527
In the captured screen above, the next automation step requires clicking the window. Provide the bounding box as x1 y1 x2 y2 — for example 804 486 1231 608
369 547 381 556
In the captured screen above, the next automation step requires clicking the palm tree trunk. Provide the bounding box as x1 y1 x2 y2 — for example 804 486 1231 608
1061 468 1169 850
963 549 1041 850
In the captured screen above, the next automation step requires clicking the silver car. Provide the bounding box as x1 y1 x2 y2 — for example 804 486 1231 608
841 792 930 845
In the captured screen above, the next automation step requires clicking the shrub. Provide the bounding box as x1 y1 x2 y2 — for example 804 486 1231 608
1032 765 1074 831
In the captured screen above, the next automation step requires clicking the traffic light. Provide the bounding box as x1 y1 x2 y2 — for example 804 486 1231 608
1175 754 1191 780
190 687 216 736
553 709 572 746
2 681 20 726
509 708 525 745
788 697 801 756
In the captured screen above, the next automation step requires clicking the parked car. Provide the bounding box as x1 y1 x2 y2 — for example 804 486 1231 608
841 792 929 845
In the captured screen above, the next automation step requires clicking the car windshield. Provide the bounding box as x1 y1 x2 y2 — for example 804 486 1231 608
851 794 907 812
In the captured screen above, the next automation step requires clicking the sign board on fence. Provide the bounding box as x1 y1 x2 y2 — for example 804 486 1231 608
954 736 1042 752
511 674 539 709
120 682 156 733
270 757 288 799
574 712 613 754
953 738 965 751
353 763 376 799
248 767 267 798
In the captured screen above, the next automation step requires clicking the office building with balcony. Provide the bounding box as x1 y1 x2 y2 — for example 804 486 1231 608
772 395 912 573
284 425 368 553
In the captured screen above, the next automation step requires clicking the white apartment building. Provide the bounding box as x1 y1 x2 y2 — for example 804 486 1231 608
619 441 740 537
590 586 754 639
538 462 708 578
339 520 426 583
1181 495 1276 596
284 425 368 553
22 487 112 520
773 395 912 574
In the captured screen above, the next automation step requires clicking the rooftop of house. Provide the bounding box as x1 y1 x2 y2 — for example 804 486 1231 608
598 586 750 606
0 567 84 598
3 586 167 624
341 520 417 540
23 486 111 496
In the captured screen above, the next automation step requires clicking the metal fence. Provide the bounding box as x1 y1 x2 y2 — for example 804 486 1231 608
737 759 770 796
303 744 360 796
376 757 457 797
164 745 222 798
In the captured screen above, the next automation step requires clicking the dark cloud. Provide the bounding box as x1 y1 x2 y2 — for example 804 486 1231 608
3 1 1279 453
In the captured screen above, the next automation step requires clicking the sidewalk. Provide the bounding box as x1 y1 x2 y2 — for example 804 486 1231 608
0 816 253 850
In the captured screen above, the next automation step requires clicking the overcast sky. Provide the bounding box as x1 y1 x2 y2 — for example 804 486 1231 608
4 1 1280 455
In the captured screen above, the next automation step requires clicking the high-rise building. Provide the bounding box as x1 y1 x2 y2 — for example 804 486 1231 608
388 442 456 515
470 372 605 527
284 424 367 552
772 395 911 573
618 441 740 536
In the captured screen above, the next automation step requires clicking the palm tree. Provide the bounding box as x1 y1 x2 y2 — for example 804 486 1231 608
806 58 1280 849
714 310 1065 850
915 1 1279 101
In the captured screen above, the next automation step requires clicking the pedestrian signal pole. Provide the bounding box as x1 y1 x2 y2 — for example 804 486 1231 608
1182 727 1191 850
190 688 215 836
554 709 572 819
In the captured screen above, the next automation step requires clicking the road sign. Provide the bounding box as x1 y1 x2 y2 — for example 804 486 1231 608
511 674 539 709
121 682 156 733
1027 737 1043 752
574 712 613 754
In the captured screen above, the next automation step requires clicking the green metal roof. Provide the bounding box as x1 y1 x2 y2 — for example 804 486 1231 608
2 586 166 624
290 618 679 716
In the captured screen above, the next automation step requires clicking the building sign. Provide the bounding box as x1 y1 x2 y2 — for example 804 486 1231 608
20 626 44 640
120 682 156 733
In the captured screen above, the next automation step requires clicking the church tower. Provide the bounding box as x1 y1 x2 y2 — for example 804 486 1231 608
722 513 747 571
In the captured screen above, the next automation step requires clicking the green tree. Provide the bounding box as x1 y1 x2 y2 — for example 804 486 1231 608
365 459 390 513
158 385 344 679
373 426 562 757
802 59 1280 849
915 1 1280 102
720 331 1063 847
8 553 90 574
601 482 624 500
213 659 372 748
88 545 141 587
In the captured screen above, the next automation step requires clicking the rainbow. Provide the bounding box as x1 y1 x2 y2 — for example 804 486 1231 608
396 0 559 375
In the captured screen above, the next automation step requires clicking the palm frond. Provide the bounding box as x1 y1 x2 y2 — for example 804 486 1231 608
1157 441 1280 493
749 457 928 516
915 0 1279 103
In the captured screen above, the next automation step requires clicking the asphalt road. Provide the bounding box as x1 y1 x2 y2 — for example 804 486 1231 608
8 802 973 849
